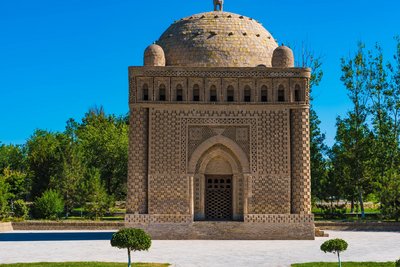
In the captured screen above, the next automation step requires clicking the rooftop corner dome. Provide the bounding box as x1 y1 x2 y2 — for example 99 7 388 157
156 11 278 67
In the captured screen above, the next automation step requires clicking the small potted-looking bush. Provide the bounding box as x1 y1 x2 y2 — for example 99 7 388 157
111 228 152 267
320 238 348 267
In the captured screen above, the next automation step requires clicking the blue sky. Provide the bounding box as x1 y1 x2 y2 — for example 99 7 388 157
0 0 399 146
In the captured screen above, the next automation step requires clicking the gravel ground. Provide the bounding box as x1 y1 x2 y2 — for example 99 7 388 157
0 230 399 267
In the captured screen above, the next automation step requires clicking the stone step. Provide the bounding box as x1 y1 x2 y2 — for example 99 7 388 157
315 227 329 237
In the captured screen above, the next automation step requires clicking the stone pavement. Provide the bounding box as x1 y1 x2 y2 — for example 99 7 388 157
0 231 399 267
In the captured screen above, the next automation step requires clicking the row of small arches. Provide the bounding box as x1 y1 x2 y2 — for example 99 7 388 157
140 84 303 103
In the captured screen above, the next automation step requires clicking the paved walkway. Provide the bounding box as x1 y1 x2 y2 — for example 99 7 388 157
0 231 399 267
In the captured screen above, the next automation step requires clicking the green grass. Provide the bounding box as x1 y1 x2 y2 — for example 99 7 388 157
0 263 169 267
292 262 395 267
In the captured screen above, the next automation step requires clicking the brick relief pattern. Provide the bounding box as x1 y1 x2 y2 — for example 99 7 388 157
181 112 257 175
257 110 289 176
250 175 290 214
248 109 291 214
125 214 192 224
126 107 148 214
245 214 314 223
140 69 310 79
148 109 189 215
148 175 189 215
150 109 181 174
291 109 311 214
129 77 136 103
187 125 251 162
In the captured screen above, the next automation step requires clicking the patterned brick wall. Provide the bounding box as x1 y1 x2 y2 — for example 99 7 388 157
250 109 291 214
290 108 311 214
126 107 149 214
127 68 312 224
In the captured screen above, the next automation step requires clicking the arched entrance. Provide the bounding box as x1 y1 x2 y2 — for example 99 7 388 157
204 156 233 220
188 135 251 222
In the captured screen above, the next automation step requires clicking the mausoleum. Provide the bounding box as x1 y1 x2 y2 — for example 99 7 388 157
125 1 314 239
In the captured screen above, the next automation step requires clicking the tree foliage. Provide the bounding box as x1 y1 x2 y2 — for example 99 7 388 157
320 238 348 267
34 189 64 219
111 228 152 267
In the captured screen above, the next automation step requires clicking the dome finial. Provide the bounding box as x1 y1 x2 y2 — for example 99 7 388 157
213 0 224 11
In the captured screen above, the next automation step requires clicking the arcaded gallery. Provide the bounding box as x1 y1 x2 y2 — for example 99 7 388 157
125 1 314 239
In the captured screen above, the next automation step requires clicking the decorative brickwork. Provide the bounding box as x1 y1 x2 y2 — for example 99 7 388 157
125 5 314 239
126 107 148 214
290 108 312 214
125 214 192 224
245 214 313 224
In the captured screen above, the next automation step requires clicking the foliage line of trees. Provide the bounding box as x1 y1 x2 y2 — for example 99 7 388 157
312 37 400 221
0 107 128 220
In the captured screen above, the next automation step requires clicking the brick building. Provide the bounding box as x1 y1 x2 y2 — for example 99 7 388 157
125 2 314 239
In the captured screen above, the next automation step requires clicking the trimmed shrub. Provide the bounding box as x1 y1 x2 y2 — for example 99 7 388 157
34 189 64 219
13 199 29 219
111 228 152 267
320 238 348 267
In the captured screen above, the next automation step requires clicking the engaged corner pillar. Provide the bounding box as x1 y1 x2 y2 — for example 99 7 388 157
290 108 311 215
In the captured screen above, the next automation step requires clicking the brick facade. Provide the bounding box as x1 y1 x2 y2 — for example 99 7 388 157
125 7 314 240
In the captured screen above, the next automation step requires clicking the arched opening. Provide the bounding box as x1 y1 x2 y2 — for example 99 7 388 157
189 135 250 222
227 85 234 102
142 83 149 101
261 85 268 102
159 84 166 101
294 84 301 102
193 84 200 101
278 85 285 102
204 156 233 221
210 85 217 102
244 85 251 102
176 84 183 101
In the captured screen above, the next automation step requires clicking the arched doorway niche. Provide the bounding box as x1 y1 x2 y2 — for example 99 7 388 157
188 135 250 221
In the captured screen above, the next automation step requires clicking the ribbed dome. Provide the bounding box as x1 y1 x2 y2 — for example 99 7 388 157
157 11 278 67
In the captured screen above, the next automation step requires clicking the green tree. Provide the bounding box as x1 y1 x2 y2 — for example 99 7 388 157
1 167 29 200
50 133 86 217
82 168 113 220
12 199 29 219
0 176 11 219
76 107 128 200
320 238 348 267
111 228 152 267
34 189 64 220
377 36 400 221
26 130 65 199
0 143 26 173
339 43 372 218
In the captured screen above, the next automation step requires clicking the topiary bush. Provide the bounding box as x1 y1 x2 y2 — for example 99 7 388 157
34 189 64 220
111 228 152 267
320 238 348 267
13 199 29 219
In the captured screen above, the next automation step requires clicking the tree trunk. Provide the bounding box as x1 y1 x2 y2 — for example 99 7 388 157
127 248 131 267
337 251 342 267
350 199 354 213
358 189 365 219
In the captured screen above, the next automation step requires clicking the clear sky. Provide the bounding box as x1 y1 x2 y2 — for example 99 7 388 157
1 0 399 146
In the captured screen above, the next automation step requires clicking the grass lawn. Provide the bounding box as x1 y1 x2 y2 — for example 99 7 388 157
292 262 395 267
0 263 169 267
